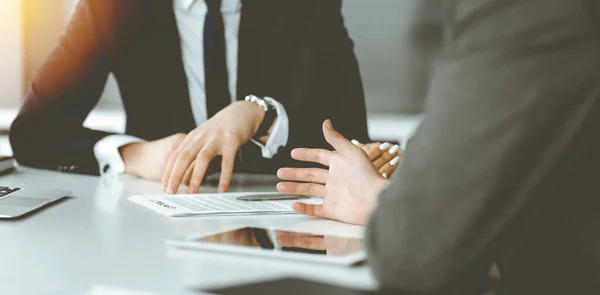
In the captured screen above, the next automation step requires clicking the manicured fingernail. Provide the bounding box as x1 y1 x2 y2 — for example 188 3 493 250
390 156 400 166
351 139 360 145
388 145 399 154
379 142 390 150
382 173 388 179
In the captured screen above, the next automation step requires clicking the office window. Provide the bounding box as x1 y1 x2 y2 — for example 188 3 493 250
0 0 24 107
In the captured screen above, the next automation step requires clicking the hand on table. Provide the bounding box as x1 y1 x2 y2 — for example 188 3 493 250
352 140 403 179
120 133 187 181
277 120 390 225
162 101 266 194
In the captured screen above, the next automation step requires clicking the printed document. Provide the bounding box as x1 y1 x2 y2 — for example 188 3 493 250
129 192 321 217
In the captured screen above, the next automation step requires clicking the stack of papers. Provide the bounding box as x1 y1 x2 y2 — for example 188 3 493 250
129 192 320 217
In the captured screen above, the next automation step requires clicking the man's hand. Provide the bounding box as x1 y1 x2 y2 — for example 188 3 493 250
162 101 266 194
120 133 186 180
277 120 390 225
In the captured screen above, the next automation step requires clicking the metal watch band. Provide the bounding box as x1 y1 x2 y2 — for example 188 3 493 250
245 95 277 138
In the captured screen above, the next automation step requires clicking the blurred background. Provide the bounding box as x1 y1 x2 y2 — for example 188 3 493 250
0 0 435 156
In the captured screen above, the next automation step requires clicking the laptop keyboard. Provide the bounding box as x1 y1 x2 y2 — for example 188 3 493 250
0 187 20 198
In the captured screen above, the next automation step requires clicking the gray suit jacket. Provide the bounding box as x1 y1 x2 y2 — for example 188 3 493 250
366 0 600 294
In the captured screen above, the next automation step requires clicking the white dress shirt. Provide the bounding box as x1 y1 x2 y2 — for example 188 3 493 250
94 0 289 175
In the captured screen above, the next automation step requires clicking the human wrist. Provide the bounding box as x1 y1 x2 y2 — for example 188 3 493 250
371 177 391 197
120 142 144 175
361 177 390 223
238 100 266 134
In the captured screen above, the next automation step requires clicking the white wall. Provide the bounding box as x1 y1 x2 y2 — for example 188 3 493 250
343 0 441 113
0 0 24 107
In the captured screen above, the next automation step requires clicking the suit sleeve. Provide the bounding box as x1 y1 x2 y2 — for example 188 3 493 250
10 0 114 175
366 0 600 293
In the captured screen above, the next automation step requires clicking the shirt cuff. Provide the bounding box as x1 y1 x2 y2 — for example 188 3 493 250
251 96 289 159
93 135 145 176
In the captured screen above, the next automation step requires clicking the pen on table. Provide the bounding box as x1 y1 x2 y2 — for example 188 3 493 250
236 194 310 201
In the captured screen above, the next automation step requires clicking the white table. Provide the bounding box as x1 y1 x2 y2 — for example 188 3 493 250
0 168 376 295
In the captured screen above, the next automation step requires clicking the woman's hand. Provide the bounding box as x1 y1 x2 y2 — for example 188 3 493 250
121 134 187 180
161 101 266 194
352 140 403 179
277 120 390 225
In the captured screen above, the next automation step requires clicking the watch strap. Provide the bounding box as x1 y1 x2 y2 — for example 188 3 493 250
255 104 277 138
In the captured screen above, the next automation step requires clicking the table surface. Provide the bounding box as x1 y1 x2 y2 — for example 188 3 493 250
1 167 376 295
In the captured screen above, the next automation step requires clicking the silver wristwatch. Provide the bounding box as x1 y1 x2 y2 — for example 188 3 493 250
244 94 269 111
245 94 278 138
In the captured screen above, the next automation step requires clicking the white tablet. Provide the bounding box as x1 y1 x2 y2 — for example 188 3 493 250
166 227 367 266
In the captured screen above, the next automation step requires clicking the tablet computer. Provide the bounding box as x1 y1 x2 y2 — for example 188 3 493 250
204 278 378 295
167 227 366 266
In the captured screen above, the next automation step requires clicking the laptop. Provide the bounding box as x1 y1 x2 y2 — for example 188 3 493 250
0 156 16 175
0 186 72 218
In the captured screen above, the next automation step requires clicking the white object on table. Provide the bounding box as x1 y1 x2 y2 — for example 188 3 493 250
129 192 322 217
0 168 375 295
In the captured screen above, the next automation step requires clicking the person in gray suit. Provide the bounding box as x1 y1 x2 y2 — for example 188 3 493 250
277 0 600 294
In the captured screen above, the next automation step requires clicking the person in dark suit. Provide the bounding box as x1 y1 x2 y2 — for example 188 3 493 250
9 0 369 193
277 0 600 294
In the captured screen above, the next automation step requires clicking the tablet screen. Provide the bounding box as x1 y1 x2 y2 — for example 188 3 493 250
197 227 363 257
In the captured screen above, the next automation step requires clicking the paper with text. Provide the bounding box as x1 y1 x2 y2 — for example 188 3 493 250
129 192 322 217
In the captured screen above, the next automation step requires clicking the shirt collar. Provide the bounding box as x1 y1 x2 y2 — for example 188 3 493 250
179 0 196 11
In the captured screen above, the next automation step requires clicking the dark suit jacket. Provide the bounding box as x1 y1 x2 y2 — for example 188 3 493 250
366 0 600 294
10 0 369 175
